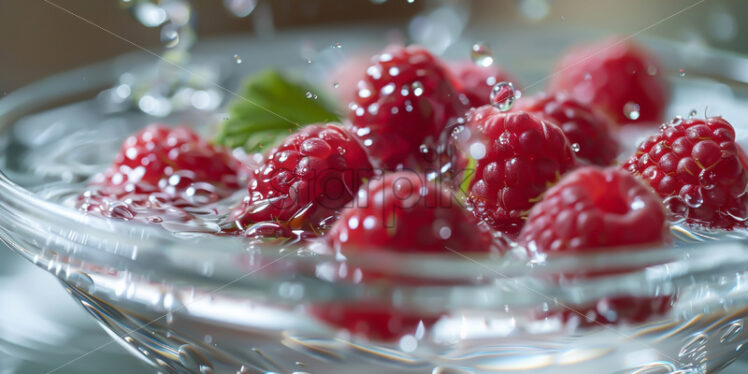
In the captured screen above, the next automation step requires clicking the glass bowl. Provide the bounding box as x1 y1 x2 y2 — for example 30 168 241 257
2 26 748 374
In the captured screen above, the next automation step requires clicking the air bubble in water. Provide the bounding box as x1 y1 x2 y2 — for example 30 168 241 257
571 143 580 153
720 320 744 343
663 196 689 224
223 0 258 18
623 101 640 120
490 82 516 112
233 54 243 64
682 187 704 208
470 42 494 67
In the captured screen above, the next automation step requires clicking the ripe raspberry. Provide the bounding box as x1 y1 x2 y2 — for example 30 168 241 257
549 37 668 126
448 61 520 109
519 167 670 326
519 167 667 253
316 171 494 341
327 171 494 254
623 116 748 229
80 124 241 219
462 108 577 236
233 124 373 231
513 92 619 166
348 45 466 169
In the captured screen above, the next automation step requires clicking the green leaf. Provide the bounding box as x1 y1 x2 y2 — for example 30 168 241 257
215 69 341 152
460 156 477 196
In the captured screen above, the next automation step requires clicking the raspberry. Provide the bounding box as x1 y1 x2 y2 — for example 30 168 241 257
519 167 670 326
623 116 748 229
348 45 466 169
519 167 667 253
80 124 240 219
233 124 373 231
549 37 668 126
514 92 619 166
462 108 577 236
316 171 494 341
327 171 494 254
448 61 520 109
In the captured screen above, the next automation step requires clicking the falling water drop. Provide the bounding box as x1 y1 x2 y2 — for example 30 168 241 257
470 42 494 67
571 143 580 153
223 0 258 18
233 54 243 64
679 69 686 77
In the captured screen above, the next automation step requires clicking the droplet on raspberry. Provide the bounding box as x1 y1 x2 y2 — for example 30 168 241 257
490 82 516 112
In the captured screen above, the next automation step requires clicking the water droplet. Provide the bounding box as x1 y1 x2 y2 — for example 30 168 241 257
407 0 415 3
67 271 95 292
305 91 317 100
490 82 516 112
223 0 258 18
332 42 342 49
571 143 580 153
679 333 707 358
623 101 641 121
332 82 340 89
469 142 486 160
682 187 704 208
470 42 494 67
689 109 698 118
178 344 213 371
647 64 658 76
412 81 424 97
720 320 743 344
399 334 418 352
133 2 168 27
663 196 689 224
679 69 686 77
233 54 242 64
306 58 312 64
160 24 180 48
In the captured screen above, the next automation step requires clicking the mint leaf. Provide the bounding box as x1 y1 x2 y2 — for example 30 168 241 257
215 69 341 152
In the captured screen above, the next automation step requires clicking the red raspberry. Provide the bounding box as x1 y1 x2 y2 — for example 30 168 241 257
315 171 494 341
519 167 667 253
348 45 466 169
233 124 373 232
462 108 577 236
514 92 619 166
519 167 670 326
623 116 748 230
80 124 240 219
327 171 494 254
549 37 668 126
448 61 520 109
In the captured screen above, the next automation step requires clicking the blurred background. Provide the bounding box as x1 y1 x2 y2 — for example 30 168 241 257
1 0 748 372
1 0 748 93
